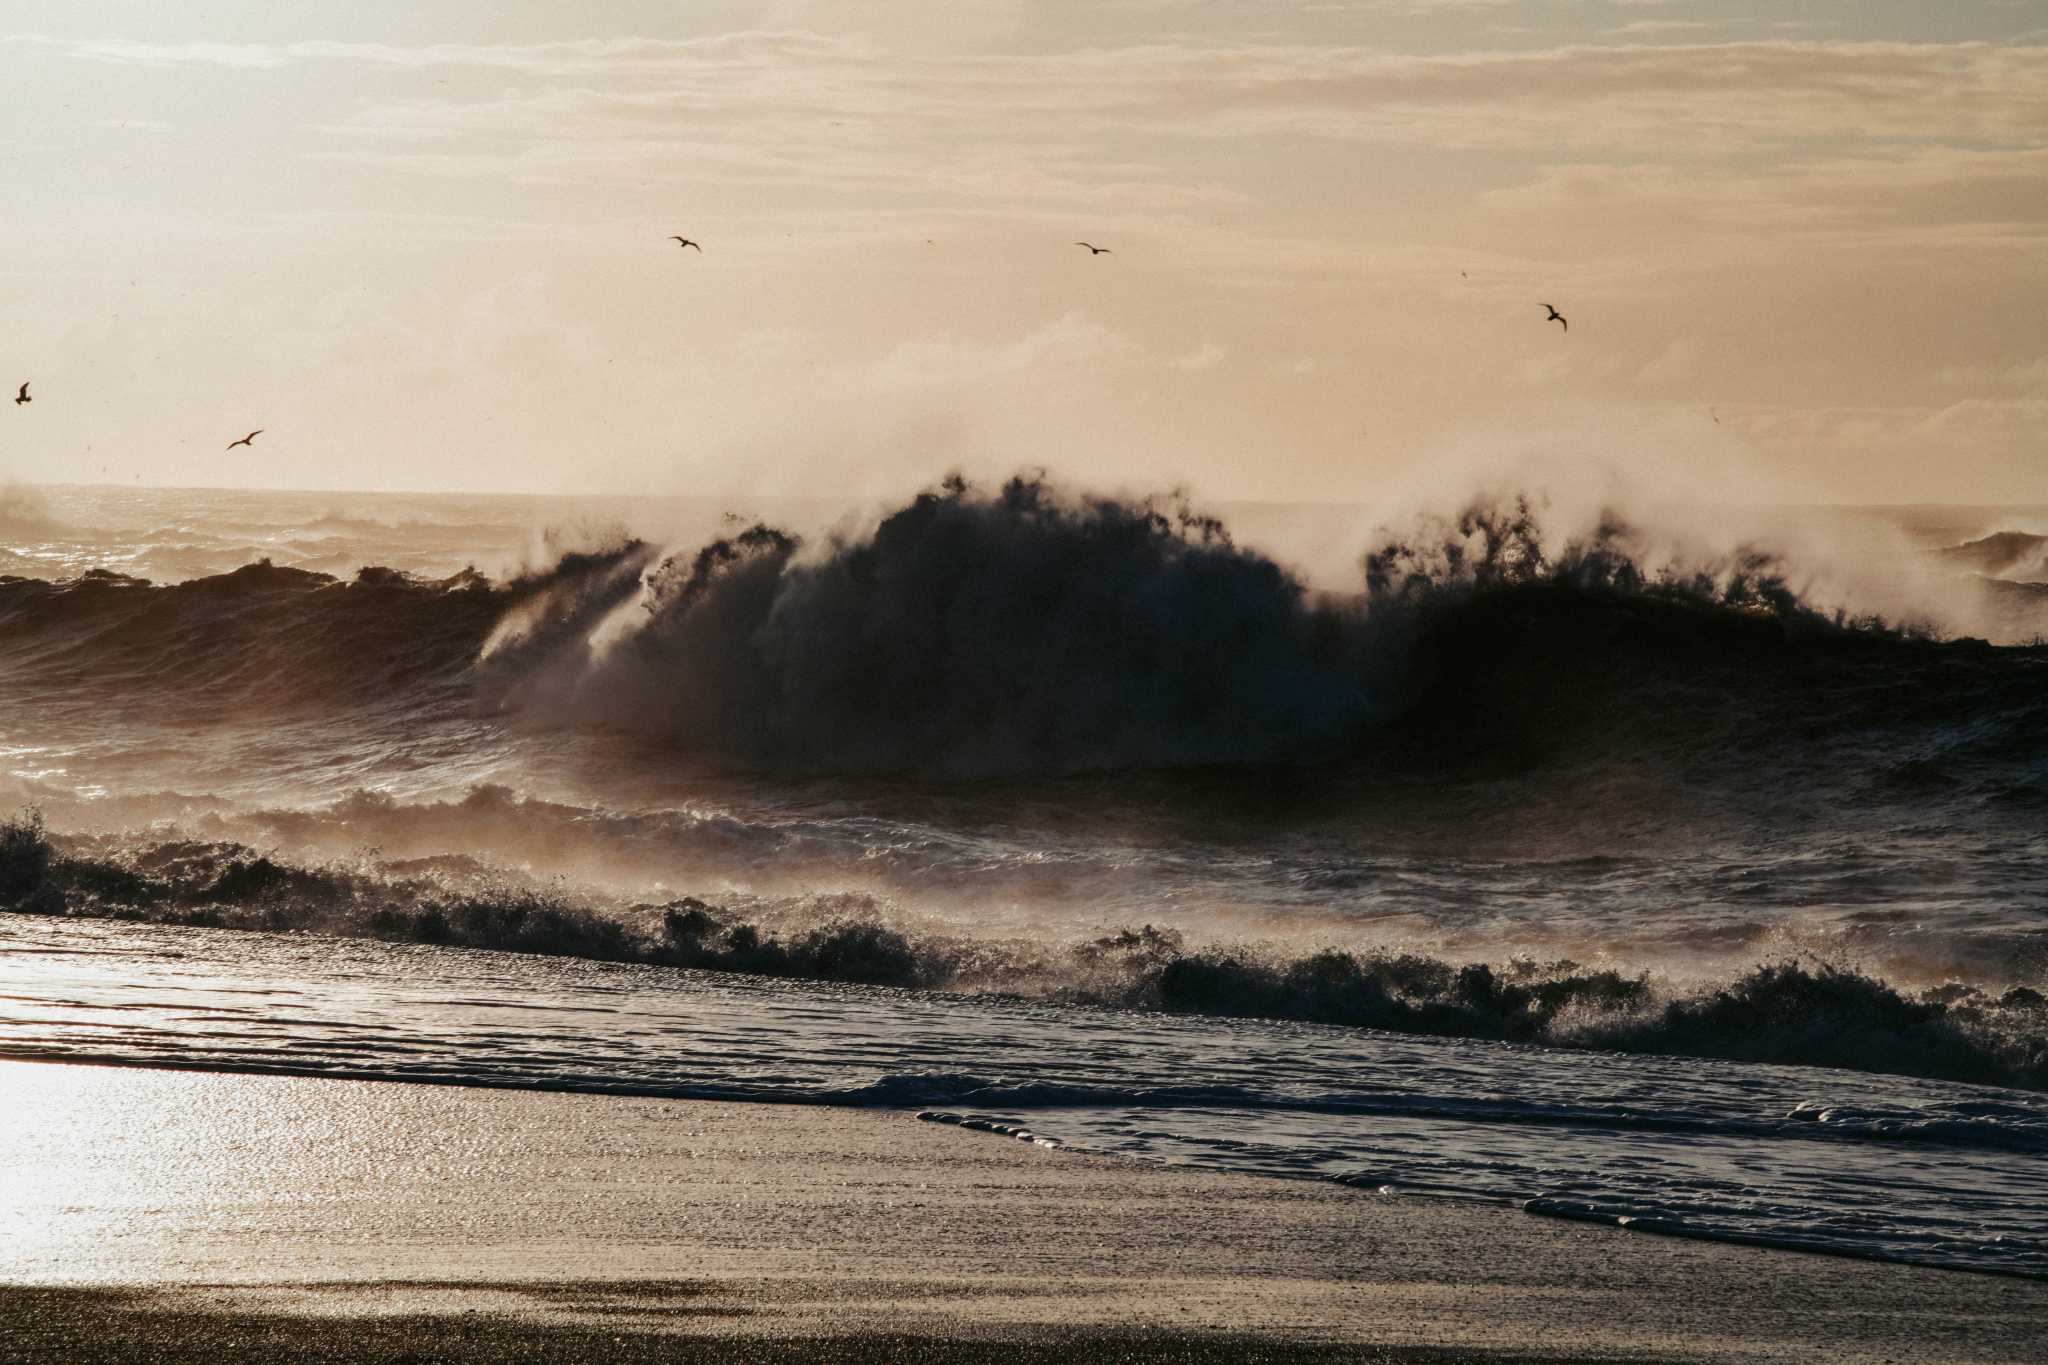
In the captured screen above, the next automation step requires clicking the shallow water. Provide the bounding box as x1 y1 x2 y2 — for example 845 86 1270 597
4 913 2044 1277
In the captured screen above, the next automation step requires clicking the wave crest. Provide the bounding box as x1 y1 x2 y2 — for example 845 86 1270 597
490 474 1370 773
4 472 2044 783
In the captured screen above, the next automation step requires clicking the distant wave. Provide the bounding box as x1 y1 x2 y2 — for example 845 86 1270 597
0 548 635 716
1941 531 2048 585
4 811 2044 1092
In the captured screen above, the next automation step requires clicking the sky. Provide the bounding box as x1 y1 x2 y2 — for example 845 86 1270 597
1 0 2044 505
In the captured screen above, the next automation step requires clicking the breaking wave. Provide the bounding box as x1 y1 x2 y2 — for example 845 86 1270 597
5 811 2044 1091
477 473 2046 780
1 471 2044 786
483 475 1370 773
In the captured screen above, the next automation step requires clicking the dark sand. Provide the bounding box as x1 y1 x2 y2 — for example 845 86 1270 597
3 1061 2044 1363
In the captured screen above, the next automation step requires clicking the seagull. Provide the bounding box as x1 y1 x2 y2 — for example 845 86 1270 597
12 383 27 405
669 237 701 252
1541 304 1567 332
226 429 263 450
1075 242 1112 255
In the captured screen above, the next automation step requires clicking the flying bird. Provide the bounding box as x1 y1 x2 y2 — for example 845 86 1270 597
227 430 263 450
13 382 27 405
669 237 701 251
1074 242 1112 255
1541 304 1567 332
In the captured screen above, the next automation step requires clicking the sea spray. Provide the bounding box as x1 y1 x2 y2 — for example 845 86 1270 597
486 475 1371 772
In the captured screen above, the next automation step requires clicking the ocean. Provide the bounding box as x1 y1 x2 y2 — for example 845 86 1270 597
2 476 2046 1279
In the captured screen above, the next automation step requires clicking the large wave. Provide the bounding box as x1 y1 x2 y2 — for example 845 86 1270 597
483 475 1372 773
473 472 2048 783
3 472 2044 784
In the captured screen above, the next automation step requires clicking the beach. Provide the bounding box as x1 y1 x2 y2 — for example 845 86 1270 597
8 0 2048 1354
5 1059 2044 1363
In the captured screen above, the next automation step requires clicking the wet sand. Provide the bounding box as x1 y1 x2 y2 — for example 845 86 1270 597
3 1059 2044 1363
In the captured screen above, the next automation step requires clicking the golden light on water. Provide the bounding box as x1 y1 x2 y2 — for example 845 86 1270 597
1 1061 428 1283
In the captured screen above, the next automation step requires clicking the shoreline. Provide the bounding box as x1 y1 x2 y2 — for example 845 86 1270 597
4 1060 2046 1363
4 1064 2048 1358
0 1284 1684 1365
0 1283 1715 1365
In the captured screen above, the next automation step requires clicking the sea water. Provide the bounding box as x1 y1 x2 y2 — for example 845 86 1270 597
1 479 2045 1278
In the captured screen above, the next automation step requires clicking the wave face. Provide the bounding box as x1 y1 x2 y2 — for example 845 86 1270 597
461 476 2048 791
0 549 658 718
533 483 2036 792
485 476 1372 773
0 562 490 717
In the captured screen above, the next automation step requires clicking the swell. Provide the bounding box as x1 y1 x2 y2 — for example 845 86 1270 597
1941 529 2048 584
0 547 645 718
5 813 2044 1093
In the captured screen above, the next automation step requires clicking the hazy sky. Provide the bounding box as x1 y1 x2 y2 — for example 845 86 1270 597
3 1 2044 503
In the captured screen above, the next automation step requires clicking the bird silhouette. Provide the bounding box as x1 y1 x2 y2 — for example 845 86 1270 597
1541 304 1567 332
1075 242 1112 255
227 430 263 450
13 382 27 405
669 237 701 251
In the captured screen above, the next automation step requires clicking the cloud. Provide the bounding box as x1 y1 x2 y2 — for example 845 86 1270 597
1931 355 2048 392
144 35 2024 217
1343 0 1682 11
1741 397 2048 448
1634 336 1700 386
39 38 296 68
24 33 2048 156
1672 396 2048 504
1604 21 1722 36
1474 146 2048 238
2 32 841 75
